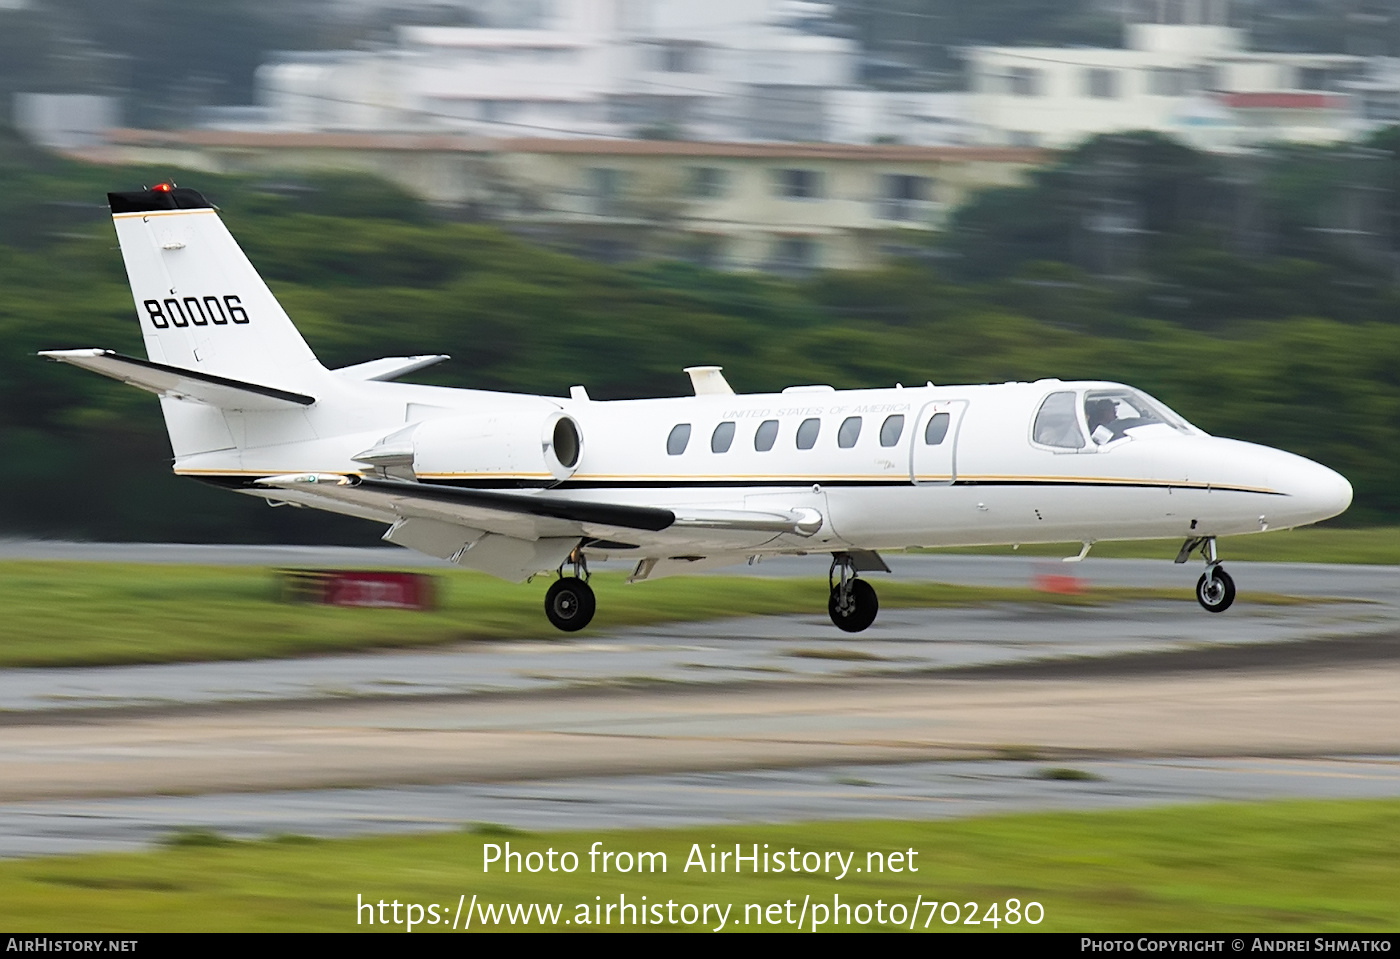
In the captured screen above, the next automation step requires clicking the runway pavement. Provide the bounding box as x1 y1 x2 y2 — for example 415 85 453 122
2 599 1392 712
5 756 1400 859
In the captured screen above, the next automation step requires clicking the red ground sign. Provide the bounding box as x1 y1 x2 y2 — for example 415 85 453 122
279 570 436 610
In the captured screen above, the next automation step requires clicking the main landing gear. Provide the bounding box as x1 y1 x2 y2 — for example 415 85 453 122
544 549 595 632
829 552 879 633
1177 536 1235 613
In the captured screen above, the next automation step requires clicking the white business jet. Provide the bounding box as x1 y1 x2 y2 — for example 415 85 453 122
42 185 1353 632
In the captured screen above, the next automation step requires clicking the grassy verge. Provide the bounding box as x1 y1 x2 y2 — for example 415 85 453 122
0 561 1312 669
927 524 1400 565
2 800 1397 931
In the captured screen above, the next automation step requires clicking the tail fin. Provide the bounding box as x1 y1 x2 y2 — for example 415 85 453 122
108 185 325 392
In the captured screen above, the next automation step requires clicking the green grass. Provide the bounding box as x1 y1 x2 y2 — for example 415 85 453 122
1 801 1397 931
0 561 1256 669
930 523 1400 565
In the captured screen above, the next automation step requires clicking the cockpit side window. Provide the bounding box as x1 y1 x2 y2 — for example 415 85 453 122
1084 388 1191 444
1033 391 1085 450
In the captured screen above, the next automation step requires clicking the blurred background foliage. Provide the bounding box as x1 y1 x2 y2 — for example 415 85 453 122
3 125 1399 542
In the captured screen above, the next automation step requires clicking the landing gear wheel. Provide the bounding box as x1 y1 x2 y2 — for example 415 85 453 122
1196 566 1235 613
545 577 596 632
829 578 879 633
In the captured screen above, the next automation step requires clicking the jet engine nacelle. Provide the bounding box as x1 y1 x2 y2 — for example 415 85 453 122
409 409 582 482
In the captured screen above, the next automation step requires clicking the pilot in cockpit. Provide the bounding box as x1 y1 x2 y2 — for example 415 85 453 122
1086 398 1119 445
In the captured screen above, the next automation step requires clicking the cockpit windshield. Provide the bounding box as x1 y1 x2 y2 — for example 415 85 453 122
1083 388 1194 445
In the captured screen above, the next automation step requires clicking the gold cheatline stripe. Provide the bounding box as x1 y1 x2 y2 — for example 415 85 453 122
175 467 1277 495
113 209 217 220
959 474 1277 494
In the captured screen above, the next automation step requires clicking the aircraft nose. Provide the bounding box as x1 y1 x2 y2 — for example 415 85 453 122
1278 455 1352 526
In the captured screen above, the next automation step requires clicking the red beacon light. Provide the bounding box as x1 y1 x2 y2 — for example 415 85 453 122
152 182 173 193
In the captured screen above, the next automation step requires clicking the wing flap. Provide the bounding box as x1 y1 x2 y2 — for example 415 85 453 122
40 349 315 410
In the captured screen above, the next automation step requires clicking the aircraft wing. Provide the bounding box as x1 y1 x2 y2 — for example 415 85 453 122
256 473 823 537
39 349 315 410
253 474 823 574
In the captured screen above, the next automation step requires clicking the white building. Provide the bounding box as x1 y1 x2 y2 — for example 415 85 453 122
254 0 871 142
97 128 1043 272
1343 57 1400 133
967 0 1365 152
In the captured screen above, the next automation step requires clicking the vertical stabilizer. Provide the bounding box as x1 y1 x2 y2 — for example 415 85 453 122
107 185 325 392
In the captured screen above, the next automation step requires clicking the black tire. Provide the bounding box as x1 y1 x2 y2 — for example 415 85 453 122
828 578 879 633
1196 566 1236 613
544 577 596 632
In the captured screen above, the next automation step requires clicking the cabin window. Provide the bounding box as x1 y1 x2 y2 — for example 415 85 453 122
1033 391 1085 449
711 421 735 453
667 423 692 455
796 417 821 450
838 416 862 448
879 414 905 447
754 419 779 451
924 412 951 445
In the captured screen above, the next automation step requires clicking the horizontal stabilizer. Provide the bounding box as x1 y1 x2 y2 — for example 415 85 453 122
39 349 315 410
333 355 450 382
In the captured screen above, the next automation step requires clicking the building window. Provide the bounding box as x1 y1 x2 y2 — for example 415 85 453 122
711 421 735 453
656 41 702 74
878 174 932 221
681 234 727 270
1363 91 1400 122
754 419 779 452
1298 67 1329 91
772 168 823 199
879 414 905 447
481 100 522 122
1150 68 1192 96
771 236 819 275
837 416 862 448
667 423 692 455
587 167 628 216
1085 68 1119 99
1008 67 1042 97
686 166 728 199
796 417 821 450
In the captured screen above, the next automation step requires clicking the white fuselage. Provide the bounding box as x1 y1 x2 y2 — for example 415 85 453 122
172 373 1354 565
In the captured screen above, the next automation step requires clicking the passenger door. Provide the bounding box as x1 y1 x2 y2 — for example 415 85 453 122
909 400 967 485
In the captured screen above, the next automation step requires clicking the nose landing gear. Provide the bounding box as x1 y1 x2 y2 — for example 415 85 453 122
544 547 595 632
1178 536 1235 613
1196 565 1235 613
829 552 879 632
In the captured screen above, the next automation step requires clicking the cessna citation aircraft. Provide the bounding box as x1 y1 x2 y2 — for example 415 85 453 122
42 185 1353 632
